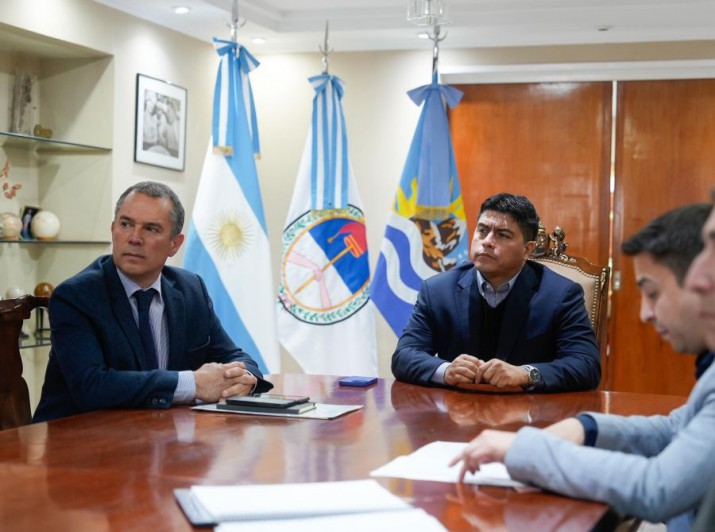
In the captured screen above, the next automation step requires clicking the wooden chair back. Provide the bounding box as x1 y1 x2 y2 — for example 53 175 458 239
0 295 49 430
530 223 610 354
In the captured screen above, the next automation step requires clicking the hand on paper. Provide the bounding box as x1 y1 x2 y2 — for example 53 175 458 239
449 429 516 483
469 359 529 389
193 361 257 402
444 354 484 386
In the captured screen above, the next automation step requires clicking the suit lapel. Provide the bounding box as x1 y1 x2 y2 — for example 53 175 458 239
103 258 147 369
497 263 539 361
162 275 186 371
456 266 478 349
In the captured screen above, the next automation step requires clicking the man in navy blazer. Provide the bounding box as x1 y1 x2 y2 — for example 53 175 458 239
34 181 272 423
392 193 600 391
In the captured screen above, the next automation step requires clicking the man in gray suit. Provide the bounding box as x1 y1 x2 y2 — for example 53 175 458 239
451 203 715 531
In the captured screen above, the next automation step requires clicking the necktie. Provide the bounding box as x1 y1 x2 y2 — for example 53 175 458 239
134 289 158 370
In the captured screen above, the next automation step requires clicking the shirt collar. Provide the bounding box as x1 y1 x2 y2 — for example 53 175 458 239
116 268 163 302
476 268 522 296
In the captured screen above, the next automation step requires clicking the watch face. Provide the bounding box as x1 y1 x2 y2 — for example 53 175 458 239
529 368 541 383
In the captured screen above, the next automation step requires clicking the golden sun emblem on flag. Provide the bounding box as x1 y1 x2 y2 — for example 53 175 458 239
208 211 253 260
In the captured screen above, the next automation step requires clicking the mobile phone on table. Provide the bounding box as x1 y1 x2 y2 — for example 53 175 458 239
338 376 378 387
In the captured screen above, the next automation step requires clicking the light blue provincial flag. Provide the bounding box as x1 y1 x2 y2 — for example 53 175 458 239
372 73 469 337
277 74 377 376
183 38 279 373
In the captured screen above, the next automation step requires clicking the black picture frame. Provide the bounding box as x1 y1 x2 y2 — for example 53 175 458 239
134 74 187 171
20 205 39 240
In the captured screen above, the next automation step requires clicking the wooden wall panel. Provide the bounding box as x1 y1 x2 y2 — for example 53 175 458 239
610 79 715 394
450 82 612 265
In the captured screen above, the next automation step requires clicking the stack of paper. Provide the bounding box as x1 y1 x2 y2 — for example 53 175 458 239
193 402 362 419
175 479 445 530
370 440 528 488
215 509 444 532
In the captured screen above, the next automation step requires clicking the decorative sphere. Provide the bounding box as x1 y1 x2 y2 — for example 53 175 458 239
31 210 61 240
5 286 27 299
0 212 22 240
34 282 55 297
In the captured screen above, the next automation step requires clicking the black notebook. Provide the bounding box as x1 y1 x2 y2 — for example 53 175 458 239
216 401 317 415
225 393 310 409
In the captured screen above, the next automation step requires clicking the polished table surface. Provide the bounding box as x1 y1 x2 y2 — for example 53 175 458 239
0 374 687 530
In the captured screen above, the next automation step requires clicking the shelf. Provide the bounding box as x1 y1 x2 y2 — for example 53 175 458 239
0 240 110 245
19 336 51 350
0 131 111 154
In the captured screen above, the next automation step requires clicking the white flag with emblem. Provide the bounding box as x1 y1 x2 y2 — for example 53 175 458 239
277 74 377 376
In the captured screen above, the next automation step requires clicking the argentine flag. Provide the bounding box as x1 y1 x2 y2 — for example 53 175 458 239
183 38 279 373
276 74 377 376
372 73 469 337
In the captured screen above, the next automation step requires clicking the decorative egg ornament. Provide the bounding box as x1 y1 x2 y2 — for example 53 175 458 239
31 210 61 240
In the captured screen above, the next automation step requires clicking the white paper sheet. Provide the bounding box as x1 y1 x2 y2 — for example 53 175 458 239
193 402 362 419
191 479 409 522
370 440 528 488
215 508 446 532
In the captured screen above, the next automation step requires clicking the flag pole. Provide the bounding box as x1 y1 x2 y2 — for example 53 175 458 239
428 23 447 76
228 0 246 43
318 20 331 74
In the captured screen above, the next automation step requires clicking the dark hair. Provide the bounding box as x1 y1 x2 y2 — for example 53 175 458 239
114 181 185 238
622 203 712 284
478 192 540 242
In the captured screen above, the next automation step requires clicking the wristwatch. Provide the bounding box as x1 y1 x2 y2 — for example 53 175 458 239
522 364 542 390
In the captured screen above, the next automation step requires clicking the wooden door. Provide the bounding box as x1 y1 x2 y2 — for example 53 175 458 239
450 83 612 265
609 79 715 394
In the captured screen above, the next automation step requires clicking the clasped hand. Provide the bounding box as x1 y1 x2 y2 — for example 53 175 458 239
193 361 256 402
444 354 529 389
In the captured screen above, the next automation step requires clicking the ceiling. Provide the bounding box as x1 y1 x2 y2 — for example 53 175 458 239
90 0 715 54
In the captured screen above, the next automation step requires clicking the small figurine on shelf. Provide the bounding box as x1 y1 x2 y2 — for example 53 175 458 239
9 70 36 135
34 282 54 340
1 159 22 200
33 124 53 139
20 205 39 240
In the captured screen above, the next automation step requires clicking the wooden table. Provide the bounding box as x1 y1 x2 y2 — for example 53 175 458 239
0 374 686 530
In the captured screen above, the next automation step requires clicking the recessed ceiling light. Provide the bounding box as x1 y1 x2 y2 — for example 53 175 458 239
252 37 267 44
597 25 612 32
173 6 190 15
417 32 430 39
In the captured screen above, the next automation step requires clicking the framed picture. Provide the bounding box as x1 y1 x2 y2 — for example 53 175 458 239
20 205 39 240
134 74 187 171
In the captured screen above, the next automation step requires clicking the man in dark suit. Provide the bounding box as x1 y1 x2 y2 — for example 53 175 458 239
33 181 272 423
392 192 600 391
